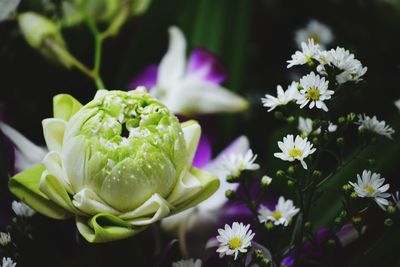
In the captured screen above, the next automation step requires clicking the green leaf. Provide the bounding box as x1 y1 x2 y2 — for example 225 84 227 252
9 164 72 219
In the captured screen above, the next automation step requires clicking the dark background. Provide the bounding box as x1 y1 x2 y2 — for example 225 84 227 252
0 0 400 266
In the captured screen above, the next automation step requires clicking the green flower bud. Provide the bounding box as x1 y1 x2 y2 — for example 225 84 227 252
386 205 396 214
312 170 322 178
352 216 362 224
276 170 285 178
287 166 296 175
304 221 311 229
274 111 285 120
287 116 296 123
225 189 235 200
384 218 393 227
338 116 346 124
336 137 345 147
265 222 274 230
350 192 358 199
18 12 72 68
347 112 357 123
368 158 376 166
340 210 347 218
287 180 295 187
342 184 352 192
261 175 272 188
9 89 219 243
334 217 342 225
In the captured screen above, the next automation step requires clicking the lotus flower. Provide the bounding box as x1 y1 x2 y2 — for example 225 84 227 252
9 88 219 243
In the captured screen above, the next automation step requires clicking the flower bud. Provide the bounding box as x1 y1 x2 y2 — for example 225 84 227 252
347 112 357 123
352 216 362 224
225 189 235 200
336 137 345 147
327 239 336 246
338 116 346 124
342 184 352 192
312 170 322 178
261 175 272 188
350 192 358 199
367 158 376 166
287 116 296 123
287 180 295 187
274 111 285 120
384 218 393 227
18 12 73 68
276 170 285 178
287 166 296 175
265 222 274 230
386 205 396 214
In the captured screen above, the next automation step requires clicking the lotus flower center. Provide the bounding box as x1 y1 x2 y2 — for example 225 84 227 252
289 148 303 158
363 185 375 194
272 210 282 220
306 87 320 101
228 237 242 249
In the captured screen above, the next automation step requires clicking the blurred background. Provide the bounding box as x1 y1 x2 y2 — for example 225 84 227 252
0 0 400 266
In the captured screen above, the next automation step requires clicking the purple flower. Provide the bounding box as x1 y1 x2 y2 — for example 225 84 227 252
128 26 248 116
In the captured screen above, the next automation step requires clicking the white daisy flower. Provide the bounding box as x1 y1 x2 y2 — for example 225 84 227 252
0 257 16 267
274 134 316 169
11 201 35 217
287 38 321 68
216 222 255 260
261 82 299 112
258 196 300 226
392 191 400 211
298 117 337 136
318 47 367 84
357 114 395 139
296 72 334 112
349 170 390 210
172 259 202 267
219 149 260 178
295 20 334 49
0 232 11 246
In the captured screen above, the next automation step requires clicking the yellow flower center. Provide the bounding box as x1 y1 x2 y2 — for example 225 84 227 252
306 87 320 101
363 185 375 194
289 148 303 158
309 34 321 44
272 210 282 220
228 237 243 249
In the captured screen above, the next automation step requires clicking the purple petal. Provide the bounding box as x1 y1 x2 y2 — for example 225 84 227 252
128 64 158 91
192 133 212 168
187 48 227 84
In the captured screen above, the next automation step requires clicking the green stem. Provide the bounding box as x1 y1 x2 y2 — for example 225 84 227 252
81 2 106 90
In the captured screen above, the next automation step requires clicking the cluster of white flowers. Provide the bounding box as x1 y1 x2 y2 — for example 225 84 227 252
298 117 337 137
357 114 395 139
219 149 260 178
274 134 316 169
288 39 367 85
0 258 16 267
349 170 390 210
258 196 299 226
11 201 35 217
216 222 255 260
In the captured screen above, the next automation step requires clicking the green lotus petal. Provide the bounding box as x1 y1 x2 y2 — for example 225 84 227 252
53 94 83 121
171 166 219 214
39 171 84 216
9 164 72 219
76 213 145 243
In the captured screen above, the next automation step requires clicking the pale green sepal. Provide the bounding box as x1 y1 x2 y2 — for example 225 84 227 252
76 213 145 243
53 94 83 121
8 164 72 219
180 120 201 166
42 118 66 153
171 167 219 215
119 193 171 224
39 172 84 216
